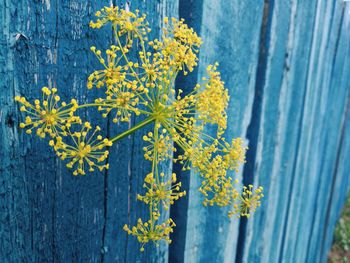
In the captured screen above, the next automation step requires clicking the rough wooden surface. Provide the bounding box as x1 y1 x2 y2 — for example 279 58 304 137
1 0 349 262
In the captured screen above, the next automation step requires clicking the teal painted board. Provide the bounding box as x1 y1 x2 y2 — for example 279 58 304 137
0 2 31 262
237 0 293 261
2 1 111 262
307 4 350 262
240 0 350 262
168 1 204 262
321 89 350 263
0 0 177 262
179 0 350 262
234 0 350 262
182 1 265 262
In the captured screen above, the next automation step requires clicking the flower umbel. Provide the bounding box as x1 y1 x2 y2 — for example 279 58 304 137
15 87 79 138
15 7 264 251
229 185 264 218
123 218 176 251
137 172 186 210
51 122 112 176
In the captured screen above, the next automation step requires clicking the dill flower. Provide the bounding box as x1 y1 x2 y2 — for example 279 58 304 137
223 138 247 172
15 87 79 138
88 46 151 123
137 172 186 210
160 17 202 74
201 176 239 207
160 64 229 150
123 218 176 251
16 7 264 251
87 45 127 90
229 185 264 218
51 122 112 176
196 64 229 130
89 7 149 38
95 90 142 123
142 129 175 162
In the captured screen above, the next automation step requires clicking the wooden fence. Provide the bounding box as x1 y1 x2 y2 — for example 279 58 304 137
1 0 350 262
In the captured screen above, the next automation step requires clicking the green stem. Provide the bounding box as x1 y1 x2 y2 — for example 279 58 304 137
110 116 155 142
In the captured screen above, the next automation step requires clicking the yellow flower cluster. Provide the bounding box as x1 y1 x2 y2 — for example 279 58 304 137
51 122 112 175
123 218 176 251
15 87 79 138
223 138 247 172
89 7 149 38
196 64 229 131
228 185 264 218
88 46 151 123
159 17 202 74
137 172 186 210
87 45 127 89
15 87 112 176
142 129 175 162
16 7 264 251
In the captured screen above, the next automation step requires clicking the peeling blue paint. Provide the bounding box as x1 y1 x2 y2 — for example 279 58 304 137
1 0 349 262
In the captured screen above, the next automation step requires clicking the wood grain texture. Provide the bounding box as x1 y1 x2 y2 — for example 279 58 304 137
1 0 349 262
0 1 177 262
2 1 107 262
181 1 265 263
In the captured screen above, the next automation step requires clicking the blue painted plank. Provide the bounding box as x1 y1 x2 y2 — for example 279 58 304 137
168 1 204 262
182 1 265 262
306 3 350 261
3 1 111 262
0 2 32 262
232 0 350 262
236 0 293 261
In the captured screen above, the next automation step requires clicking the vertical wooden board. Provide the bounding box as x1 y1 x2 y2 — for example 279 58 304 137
3 1 62 262
261 0 319 261
274 1 320 261
99 1 179 263
183 1 264 262
50 1 111 262
3 0 112 262
2 0 350 262
265 0 319 261
305 3 350 261
320 89 350 263
239 0 327 261
0 1 32 262
240 0 350 262
321 70 350 262
293 1 349 262
169 1 204 262
125 1 179 261
233 0 292 262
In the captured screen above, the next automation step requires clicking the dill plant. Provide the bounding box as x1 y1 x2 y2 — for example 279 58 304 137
15 6 264 251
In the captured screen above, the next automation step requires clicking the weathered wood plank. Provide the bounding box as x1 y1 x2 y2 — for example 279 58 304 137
3 1 113 262
181 1 265 262
236 0 294 261
178 0 350 262
168 1 204 262
0 1 32 262
306 3 350 262
241 0 350 262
